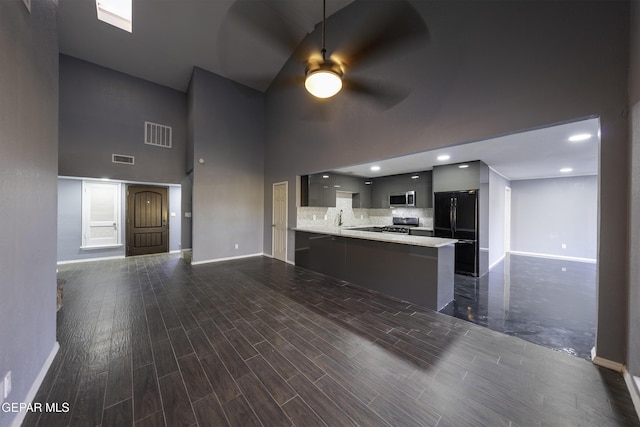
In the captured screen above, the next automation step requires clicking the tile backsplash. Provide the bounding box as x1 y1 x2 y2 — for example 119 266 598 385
297 205 434 229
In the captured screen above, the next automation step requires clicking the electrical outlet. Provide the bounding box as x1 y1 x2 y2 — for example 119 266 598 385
562 267 567 272
234 244 239 250
4 371 11 398
561 243 567 249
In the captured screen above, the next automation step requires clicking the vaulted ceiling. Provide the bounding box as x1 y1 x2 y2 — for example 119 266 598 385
58 0 355 92
57 0 600 181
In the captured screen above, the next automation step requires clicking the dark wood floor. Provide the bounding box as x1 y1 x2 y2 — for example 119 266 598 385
23 254 639 427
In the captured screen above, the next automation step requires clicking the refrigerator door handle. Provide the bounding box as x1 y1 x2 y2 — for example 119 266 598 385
449 198 455 235
452 198 457 234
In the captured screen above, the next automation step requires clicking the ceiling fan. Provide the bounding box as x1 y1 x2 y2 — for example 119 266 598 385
228 0 429 105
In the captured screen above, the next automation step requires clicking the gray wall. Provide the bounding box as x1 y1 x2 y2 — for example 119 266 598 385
59 56 191 256
263 1 630 363
189 68 265 263
57 178 182 262
0 1 59 426
628 0 640 377
59 55 188 184
510 176 598 260
488 170 510 268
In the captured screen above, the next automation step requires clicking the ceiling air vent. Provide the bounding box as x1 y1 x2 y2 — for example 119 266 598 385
112 154 135 165
145 121 172 148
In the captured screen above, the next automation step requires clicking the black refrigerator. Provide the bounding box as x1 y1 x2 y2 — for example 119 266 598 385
434 190 479 276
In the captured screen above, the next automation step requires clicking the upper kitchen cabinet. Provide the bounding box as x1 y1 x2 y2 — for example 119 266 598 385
307 173 336 207
370 171 432 208
302 172 372 207
432 161 488 192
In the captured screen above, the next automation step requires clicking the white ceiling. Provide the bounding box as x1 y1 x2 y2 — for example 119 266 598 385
58 1 599 181
332 117 600 181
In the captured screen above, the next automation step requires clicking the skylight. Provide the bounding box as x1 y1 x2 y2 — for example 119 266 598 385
96 0 132 33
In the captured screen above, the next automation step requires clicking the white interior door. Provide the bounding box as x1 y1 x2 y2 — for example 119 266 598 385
272 181 288 262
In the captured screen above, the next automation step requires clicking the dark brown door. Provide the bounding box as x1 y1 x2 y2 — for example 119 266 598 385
127 185 168 256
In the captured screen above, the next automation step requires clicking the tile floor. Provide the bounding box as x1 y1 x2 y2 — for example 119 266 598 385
21 254 638 426
442 254 596 360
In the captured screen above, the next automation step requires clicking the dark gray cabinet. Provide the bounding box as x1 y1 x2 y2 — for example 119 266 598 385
304 172 373 208
303 170 433 209
307 173 337 207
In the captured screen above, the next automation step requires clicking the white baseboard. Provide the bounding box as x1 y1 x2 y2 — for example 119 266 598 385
191 252 265 265
623 369 640 422
509 250 596 264
11 341 59 427
591 347 625 372
57 255 125 265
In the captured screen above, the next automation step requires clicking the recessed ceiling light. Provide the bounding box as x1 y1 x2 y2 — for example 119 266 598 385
560 167 573 173
411 175 420 179
568 133 592 142
322 175 329 179
437 155 450 161
364 181 372 185
370 166 381 171
458 164 469 169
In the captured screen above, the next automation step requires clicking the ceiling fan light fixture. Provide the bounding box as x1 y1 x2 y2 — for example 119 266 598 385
305 61 343 98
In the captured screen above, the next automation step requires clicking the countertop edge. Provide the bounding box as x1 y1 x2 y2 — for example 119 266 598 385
292 227 457 248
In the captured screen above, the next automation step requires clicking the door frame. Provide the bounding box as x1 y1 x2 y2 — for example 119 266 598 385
272 181 288 262
126 184 169 256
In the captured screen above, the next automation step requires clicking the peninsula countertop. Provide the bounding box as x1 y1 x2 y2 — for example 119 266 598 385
292 226 457 248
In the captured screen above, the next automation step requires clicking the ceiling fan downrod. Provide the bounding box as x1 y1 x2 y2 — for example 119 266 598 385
304 0 344 98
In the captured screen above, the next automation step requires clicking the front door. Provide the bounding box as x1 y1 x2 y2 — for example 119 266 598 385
127 185 168 256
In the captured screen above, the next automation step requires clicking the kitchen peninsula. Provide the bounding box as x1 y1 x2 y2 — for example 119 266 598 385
294 226 457 311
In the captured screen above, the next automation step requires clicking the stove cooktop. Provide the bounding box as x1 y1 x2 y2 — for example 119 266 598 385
381 225 413 234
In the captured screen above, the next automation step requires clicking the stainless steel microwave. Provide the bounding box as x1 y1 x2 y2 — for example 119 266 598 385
389 191 416 207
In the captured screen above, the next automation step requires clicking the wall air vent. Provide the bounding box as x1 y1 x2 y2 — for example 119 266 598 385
112 154 135 165
145 122 172 148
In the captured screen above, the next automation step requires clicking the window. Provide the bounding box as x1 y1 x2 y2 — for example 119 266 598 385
82 181 122 249
96 0 132 33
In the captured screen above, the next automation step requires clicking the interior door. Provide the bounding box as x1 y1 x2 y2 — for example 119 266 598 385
272 182 288 262
127 185 168 256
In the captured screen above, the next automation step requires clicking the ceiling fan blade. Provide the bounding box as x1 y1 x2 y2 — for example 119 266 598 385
227 0 306 55
343 76 412 110
332 0 429 68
